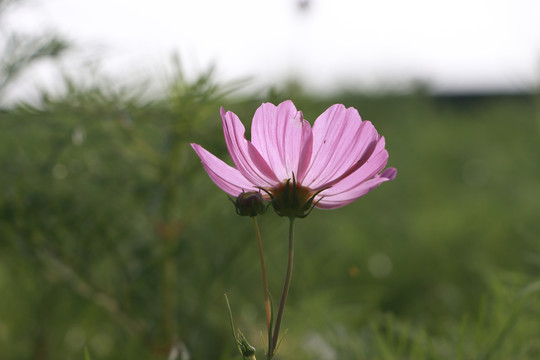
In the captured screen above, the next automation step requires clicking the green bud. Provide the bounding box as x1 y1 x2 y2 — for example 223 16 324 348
225 294 257 360
231 191 267 217
237 330 256 360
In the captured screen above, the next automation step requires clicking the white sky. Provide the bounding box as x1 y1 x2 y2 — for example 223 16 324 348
3 0 540 101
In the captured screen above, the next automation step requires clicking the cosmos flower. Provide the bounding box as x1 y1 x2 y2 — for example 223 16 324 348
191 100 396 217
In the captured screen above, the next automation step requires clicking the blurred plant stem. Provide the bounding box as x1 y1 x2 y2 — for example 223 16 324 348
161 226 179 345
156 56 243 351
36 248 145 335
157 112 190 348
270 217 295 359
252 217 273 356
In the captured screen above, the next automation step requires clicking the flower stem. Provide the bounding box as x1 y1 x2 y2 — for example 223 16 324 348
270 217 295 358
252 217 273 356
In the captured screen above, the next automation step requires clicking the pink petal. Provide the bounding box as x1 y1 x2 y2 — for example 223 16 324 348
319 137 390 197
301 105 379 188
297 127 313 182
251 100 313 182
191 143 257 196
314 134 396 209
315 174 394 209
221 108 279 187
379 167 397 181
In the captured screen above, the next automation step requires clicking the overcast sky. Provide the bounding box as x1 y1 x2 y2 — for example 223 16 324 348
4 0 540 101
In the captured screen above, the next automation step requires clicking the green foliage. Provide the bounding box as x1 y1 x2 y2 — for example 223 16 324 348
1 67 539 360
0 0 69 102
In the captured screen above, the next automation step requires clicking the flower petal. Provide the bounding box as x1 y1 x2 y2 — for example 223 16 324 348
319 136 390 196
379 167 398 181
251 100 313 181
314 135 396 209
302 105 379 189
191 143 257 196
315 173 395 209
297 127 313 182
221 108 279 187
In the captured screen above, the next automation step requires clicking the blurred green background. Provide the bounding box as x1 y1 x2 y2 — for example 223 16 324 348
2 2 540 359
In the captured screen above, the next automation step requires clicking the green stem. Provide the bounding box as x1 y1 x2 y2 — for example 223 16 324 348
270 217 295 357
252 217 273 356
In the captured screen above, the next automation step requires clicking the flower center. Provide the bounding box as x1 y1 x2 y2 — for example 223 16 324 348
264 176 321 218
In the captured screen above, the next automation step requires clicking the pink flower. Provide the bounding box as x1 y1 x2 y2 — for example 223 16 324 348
191 100 396 216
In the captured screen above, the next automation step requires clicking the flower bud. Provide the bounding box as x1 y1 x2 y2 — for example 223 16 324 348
231 191 267 217
237 330 256 360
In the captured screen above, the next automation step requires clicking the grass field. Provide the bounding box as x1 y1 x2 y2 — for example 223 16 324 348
1 72 539 359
